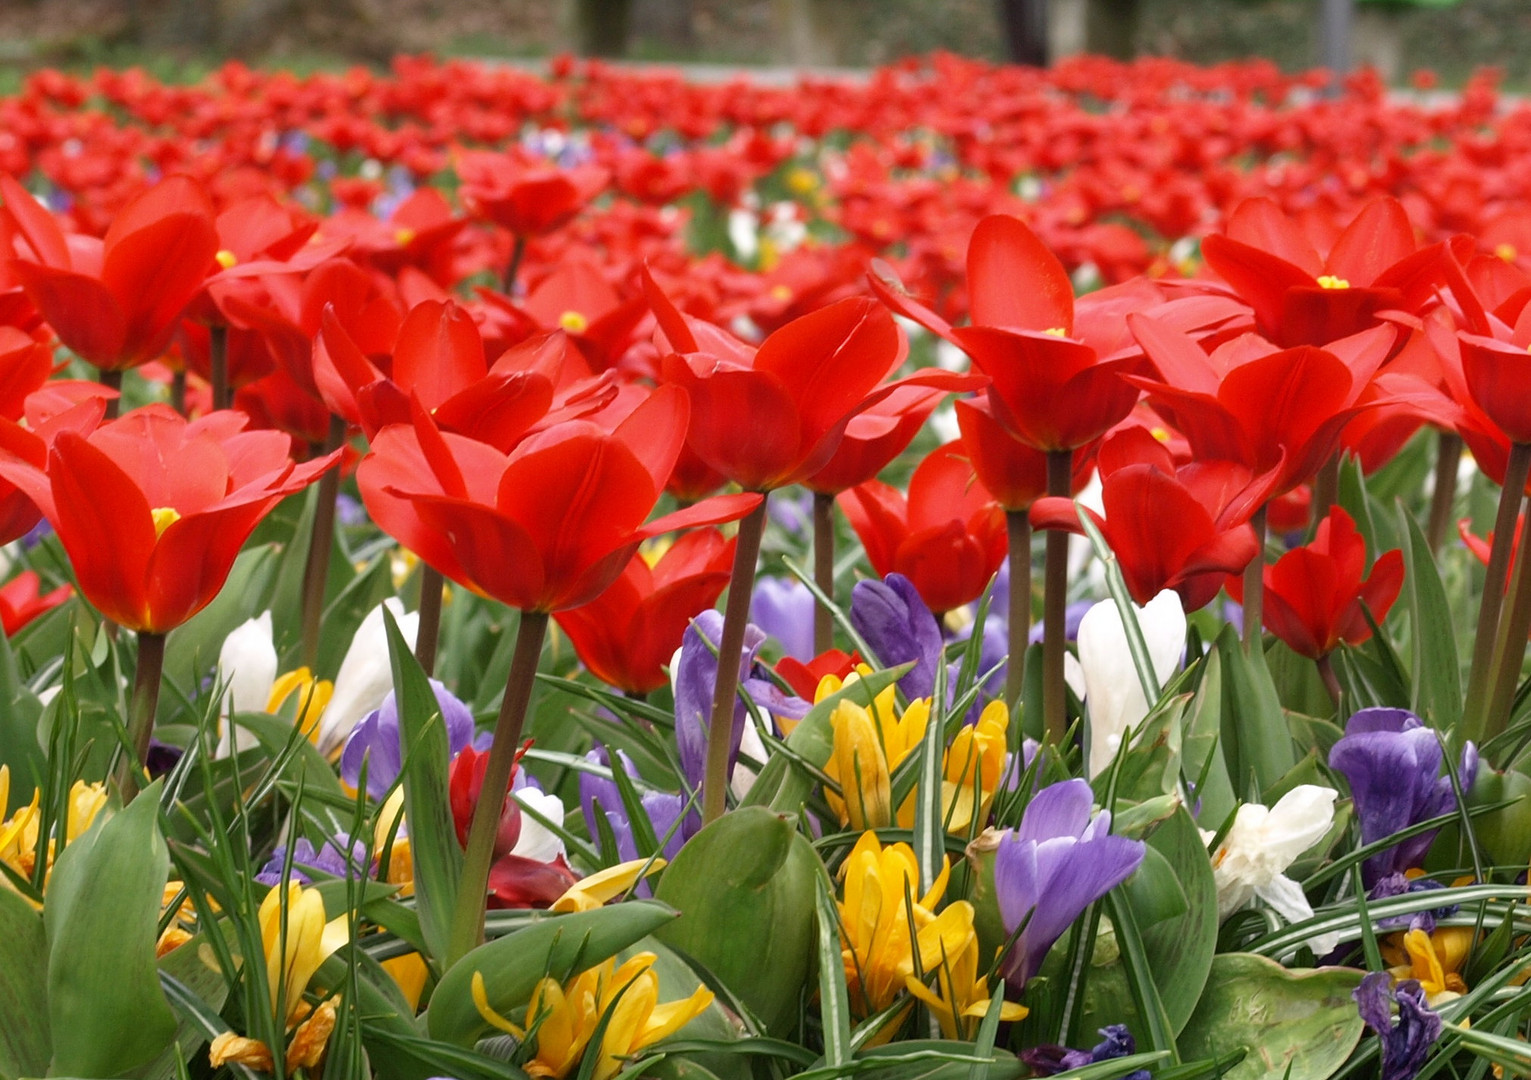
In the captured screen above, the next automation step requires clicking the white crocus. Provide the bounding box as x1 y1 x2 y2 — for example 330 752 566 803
1076 590 1185 779
1207 784 1338 954
316 599 419 757
511 789 566 864
730 715 768 802
216 612 278 757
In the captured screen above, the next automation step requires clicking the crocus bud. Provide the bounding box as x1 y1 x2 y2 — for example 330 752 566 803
317 599 419 756
216 611 278 757
1076 591 1185 779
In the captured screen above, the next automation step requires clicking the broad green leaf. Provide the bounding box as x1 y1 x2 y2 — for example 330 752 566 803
44 783 177 1077
1175 954 1363 1080
815 869 853 1069
0 886 48 1080
383 606 461 970
426 900 678 1046
128 937 231 1080
1215 624 1296 797
654 807 819 1036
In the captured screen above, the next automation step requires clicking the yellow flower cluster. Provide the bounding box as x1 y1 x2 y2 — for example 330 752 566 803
473 952 714 1080
0 764 109 901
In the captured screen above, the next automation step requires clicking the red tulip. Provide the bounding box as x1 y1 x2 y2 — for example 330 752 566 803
1031 427 1266 610
1 173 219 371
1200 196 1444 348
449 743 578 909
776 648 860 702
0 570 71 636
1235 506 1404 660
1458 305 1531 445
0 405 336 632
457 150 609 238
804 384 948 495
838 442 1007 614
357 387 761 614
554 528 736 694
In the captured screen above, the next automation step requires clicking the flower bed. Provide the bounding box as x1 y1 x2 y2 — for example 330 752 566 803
0 50 1529 1080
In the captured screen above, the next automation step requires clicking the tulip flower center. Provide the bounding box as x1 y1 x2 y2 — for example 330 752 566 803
1043 327 1068 337
770 284 793 302
1497 243 1518 263
215 249 238 269
1316 275 1350 289
558 309 589 333
393 227 416 246
151 506 181 537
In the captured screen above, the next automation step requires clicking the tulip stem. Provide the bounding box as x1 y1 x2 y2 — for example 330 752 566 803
170 369 187 416
1042 451 1071 746
703 496 769 824
99 369 122 420
1005 509 1031 709
813 492 834 656
503 234 527 296
1462 440 1531 743
299 415 347 670
1316 652 1342 708
1426 431 1464 553
1311 452 1340 530
210 324 231 411
447 610 549 967
120 630 165 803
1242 505 1268 648
416 565 445 677
1482 490 1531 743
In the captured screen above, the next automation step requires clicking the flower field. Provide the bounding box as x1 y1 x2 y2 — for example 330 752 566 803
4 48 1531 1080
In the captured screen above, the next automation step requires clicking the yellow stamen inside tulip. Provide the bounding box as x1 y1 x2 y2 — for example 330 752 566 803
559 310 590 334
1317 275 1350 289
1497 243 1518 263
151 507 181 537
215 249 238 269
394 227 417 246
770 284 793 302
1150 426 1172 443
787 168 819 194
1043 327 1068 337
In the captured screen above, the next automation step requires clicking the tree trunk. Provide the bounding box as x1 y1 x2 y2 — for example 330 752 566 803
998 0 1049 67
1085 0 1139 59
575 0 633 56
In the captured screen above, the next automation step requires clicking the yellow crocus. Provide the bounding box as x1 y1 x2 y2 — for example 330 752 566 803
268 668 334 746
473 952 714 1080
0 771 108 897
838 832 977 1022
374 788 414 897
822 681 928 830
1386 926 1471 1006
551 858 666 914
903 934 1027 1040
938 700 1010 835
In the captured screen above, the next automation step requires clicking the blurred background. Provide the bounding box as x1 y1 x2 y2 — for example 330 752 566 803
0 0 1518 87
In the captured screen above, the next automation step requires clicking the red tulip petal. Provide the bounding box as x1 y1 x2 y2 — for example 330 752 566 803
392 300 486 412
1223 197 1323 277
48 431 157 629
1325 199 1416 288
967 214 1074 334
8 262 127 367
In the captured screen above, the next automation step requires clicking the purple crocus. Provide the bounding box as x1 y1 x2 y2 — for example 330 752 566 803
1328 708 1477 887
751 577 816 662
1354 973 1442 1080
993 778 1146 986
578 746 689 865
255 836 370 886
339 680 477 800
673 610 809 798
1369 873 1458 933
1022 1025 1149 1080
849 574 944 700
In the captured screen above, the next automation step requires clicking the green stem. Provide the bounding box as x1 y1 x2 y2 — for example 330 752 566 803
1426 431 1464 554
1462 440 1531 742
120 630 166 803
813 491 834 656
503 234 527 296
99 368 123 420
1316 652 1342 709
1242 505 1268 648
299 415 347 670
210 324 231 412
446 610 549 967
415 565 445 677
170 368 187 416
1005 509 1031 709
1310 452 1340 531
702 497 769 824
1042 451 1072 746
1483 493 1531 743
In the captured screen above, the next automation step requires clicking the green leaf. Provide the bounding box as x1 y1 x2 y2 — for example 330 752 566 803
1399 505 1461 730
654 806 819 1036
1105 889 1178 1061
1175 954 1363 1080
44 783 177 1077
815 869 853 1069
1182 649 1234 829
426 901 679 1046
128 937 232 1080
383 605 462 970
0 886 48 1080
1215 624 1296 797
